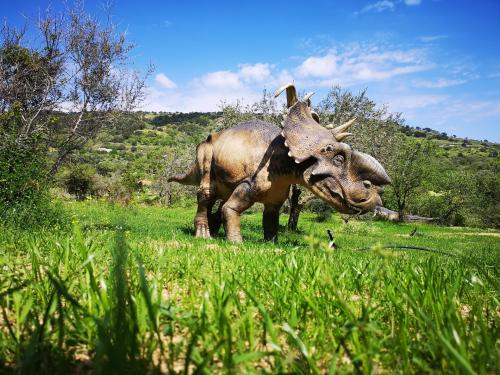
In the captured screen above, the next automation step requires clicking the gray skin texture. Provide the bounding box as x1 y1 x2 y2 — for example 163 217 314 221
169 100 391 242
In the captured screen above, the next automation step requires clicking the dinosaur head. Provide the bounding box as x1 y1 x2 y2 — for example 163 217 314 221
275 83 391 214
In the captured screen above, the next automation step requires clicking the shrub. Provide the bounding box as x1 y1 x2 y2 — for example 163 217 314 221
0 111 65 228
305 199 334 222
62 164 96 200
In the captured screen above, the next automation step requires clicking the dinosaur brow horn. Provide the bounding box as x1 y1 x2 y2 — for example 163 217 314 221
303 92 315 102
330 118 356 136
274 82 298 108
334 132 352 141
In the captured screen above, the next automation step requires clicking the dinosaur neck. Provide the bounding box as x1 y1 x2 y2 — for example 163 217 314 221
269 134 307 184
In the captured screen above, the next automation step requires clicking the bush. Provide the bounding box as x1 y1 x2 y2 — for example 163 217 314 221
0 198 67 230
305 199 334 222
0 111 65 228
62 164 96 200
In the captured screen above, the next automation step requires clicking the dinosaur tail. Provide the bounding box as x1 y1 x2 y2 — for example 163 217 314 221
167 163 199 185
168 133 217 186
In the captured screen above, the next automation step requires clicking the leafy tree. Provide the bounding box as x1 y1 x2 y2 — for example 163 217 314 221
0 108 48 206
0 3 150 220
0 108 64 228
62 164 96 200
384 140 435 220
218 89 282 131
156 146 198 206
0 3 149 171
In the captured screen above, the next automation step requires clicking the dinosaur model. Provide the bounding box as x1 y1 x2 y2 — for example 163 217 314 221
169 83 391 242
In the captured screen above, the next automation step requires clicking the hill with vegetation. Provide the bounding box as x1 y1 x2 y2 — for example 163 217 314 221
55 110 499 229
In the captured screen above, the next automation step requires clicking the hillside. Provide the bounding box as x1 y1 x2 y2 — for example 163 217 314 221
53 111 499 228
71 111 499 173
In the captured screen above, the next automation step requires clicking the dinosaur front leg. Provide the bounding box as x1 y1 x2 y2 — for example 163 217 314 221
221 183 254 242
263 204 281 241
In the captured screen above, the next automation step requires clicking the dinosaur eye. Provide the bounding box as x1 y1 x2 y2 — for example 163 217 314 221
333 154 344 166
322 145 334 153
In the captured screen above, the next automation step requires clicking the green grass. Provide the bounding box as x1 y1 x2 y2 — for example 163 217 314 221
0 201 499 374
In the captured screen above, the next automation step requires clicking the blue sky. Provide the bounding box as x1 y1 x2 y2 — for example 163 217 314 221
2 0 500 141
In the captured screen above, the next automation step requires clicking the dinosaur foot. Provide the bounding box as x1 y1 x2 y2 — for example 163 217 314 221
226 234 242 243
195 224 211 238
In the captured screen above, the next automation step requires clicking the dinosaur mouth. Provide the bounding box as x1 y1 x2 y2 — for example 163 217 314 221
312 176 360 214
312 175 378 214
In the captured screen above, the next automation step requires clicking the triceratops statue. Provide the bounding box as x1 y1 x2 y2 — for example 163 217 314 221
169 83 391 242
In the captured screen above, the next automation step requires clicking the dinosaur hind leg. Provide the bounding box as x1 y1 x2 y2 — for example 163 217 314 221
193 141 216 238
208 200 224 237
194 189 214 238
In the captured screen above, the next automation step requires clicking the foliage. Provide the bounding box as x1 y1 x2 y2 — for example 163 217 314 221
0 202 498 373
304 198 334 222
61 164 97 200
474 169 500 228
384 139 435 220
0 109 65 228
0 2 149 176
413 167 498 228
153 146 198 206
218 89 283 130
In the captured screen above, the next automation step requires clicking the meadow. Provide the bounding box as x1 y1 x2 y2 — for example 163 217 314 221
0 201 498 374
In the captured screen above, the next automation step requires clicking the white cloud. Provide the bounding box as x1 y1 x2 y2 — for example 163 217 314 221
437 99 500 121
388 94 448 111
142 84 261 113
296 53 337 78
381 93 500 139
146 43 434 112
357 0 422 15
413 78 467 88
155 73 177 89
195 71 243 90
238 63 271 82
357 65 427 80
272 69 293 85
419 35 448 42
146 66 268 112
295 45 430 86
358 1 395 14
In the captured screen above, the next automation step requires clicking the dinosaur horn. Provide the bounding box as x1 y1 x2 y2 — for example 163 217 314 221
303 92 315 102
351 151 392 185
331 118 356 136
274 83 298 108
335 132 352 141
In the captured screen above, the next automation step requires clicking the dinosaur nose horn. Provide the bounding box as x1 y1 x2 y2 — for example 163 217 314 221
351 151 391 186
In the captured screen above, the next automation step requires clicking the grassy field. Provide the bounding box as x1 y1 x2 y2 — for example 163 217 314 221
0 201 499 374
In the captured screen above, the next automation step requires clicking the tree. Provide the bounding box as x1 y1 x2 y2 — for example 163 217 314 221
0 3 150 221
218 89 282 131
0 3 150 175
384 140 435 220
